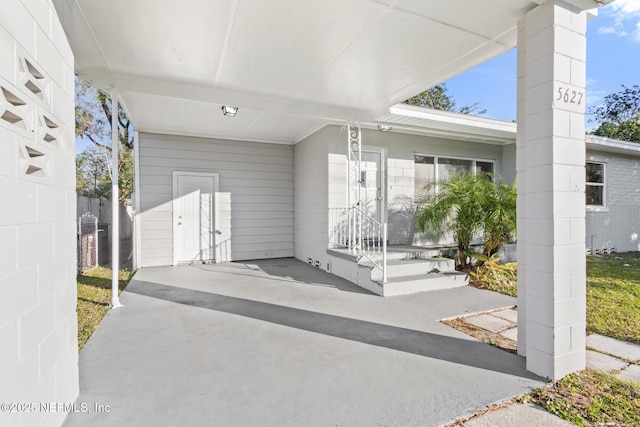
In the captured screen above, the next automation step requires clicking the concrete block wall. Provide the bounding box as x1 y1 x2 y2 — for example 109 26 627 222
517 0 587 380
0 1 78 426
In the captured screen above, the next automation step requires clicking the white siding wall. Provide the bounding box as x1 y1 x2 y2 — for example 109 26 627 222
293 127 330 267
138 133 293 266
0 1 78 426
586 151 640 253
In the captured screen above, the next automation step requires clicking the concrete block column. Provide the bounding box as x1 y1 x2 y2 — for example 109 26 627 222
516 0 587 380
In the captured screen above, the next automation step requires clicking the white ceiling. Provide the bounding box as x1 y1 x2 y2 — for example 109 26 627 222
53 0 597 144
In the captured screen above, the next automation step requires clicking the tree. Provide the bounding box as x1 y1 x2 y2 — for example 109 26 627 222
415 172 516 268
405 83 487 116
589 85 640 143
75 77 134 203
76 144 111 198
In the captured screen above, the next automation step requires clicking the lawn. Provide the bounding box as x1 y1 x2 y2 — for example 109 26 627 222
77 267 135 350
470 252 640 343
586 253 640 344
468 252 640 426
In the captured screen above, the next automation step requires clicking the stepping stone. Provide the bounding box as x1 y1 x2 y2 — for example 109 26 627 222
491 308 518 323
586 350 628 372
465 313 514 333
586 334 640 362
464 403 574 427
500 327 518 341
617 364 640 384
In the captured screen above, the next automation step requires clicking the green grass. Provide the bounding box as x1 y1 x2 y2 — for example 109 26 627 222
469 252 640 426
530 370 640 427
471 252 640 344
77 267 134 350
587 253 640 344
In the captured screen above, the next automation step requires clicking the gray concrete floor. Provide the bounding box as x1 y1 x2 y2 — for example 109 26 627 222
64 258 545 427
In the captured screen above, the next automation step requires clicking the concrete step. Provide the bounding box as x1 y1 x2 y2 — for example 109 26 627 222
382 271 469 296
360 258 456 282
363 249 445 262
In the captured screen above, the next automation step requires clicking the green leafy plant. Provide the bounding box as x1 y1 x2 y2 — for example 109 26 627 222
468 253 517 297
415 171 516 268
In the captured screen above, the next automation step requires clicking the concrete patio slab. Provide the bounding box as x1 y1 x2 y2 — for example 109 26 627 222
63 258 544 427
491 308 518 323
585 350 629 372
465 313 514 333
617 364 640 384
587 334 640 362
500 327 518 342
463 403 574 427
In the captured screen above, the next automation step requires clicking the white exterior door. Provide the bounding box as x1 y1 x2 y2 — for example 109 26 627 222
173 172 219 265
360 150 383 223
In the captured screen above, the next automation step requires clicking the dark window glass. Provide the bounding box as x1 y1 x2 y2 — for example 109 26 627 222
586 185 603 206
586 162 604 184
586 162 604 206
476 161 494 174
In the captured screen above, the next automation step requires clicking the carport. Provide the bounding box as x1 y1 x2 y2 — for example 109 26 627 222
64 259 544 426
55 0 601 379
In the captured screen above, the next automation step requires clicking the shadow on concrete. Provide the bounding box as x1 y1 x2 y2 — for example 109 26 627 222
127 279 543 381
189 258 373 295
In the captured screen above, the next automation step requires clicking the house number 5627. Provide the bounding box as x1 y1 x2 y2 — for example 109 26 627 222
556 87 584 105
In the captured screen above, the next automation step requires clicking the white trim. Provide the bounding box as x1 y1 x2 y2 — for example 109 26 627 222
133 130 141 269
172 171 220 266
586 135 640 157
586 160 606 209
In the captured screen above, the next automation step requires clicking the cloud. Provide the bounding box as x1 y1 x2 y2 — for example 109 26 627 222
600 0 640 42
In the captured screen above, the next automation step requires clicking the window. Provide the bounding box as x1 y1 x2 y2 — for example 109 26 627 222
586 162 605 207
414 155 494 199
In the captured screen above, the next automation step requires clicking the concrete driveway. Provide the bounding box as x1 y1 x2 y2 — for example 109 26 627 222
64 258 544 427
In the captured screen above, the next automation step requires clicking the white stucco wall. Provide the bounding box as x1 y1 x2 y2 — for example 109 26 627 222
586 150 640 253
137 133 294 266
0 1 79 426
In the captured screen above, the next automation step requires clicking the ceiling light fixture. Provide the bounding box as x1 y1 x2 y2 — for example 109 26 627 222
377 125 392 132
222 106 238 117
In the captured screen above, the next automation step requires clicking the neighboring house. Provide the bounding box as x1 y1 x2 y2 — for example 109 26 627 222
136 104 640 295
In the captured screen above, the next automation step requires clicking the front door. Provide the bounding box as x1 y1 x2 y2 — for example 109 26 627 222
360 150 383 223
172 172 218 265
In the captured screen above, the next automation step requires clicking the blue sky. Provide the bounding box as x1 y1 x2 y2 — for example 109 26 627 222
444 0 640 129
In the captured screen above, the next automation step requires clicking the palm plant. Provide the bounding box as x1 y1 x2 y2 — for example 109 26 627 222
415 171 516 268
481 179 517 257
415 171 486 267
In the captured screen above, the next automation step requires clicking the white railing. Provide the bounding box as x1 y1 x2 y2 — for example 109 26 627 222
329 207 387 282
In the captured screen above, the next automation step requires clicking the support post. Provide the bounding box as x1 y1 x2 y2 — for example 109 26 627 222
111 91 122 309
517 0 587 379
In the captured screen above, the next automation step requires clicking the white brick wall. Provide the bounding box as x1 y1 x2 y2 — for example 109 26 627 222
0 1 78 427
586 151 640 252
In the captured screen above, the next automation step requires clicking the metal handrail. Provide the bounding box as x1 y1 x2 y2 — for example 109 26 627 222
329 207 387 282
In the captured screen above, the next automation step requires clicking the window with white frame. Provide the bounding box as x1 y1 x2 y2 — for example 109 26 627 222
414 155 494 199
586 162 605 207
